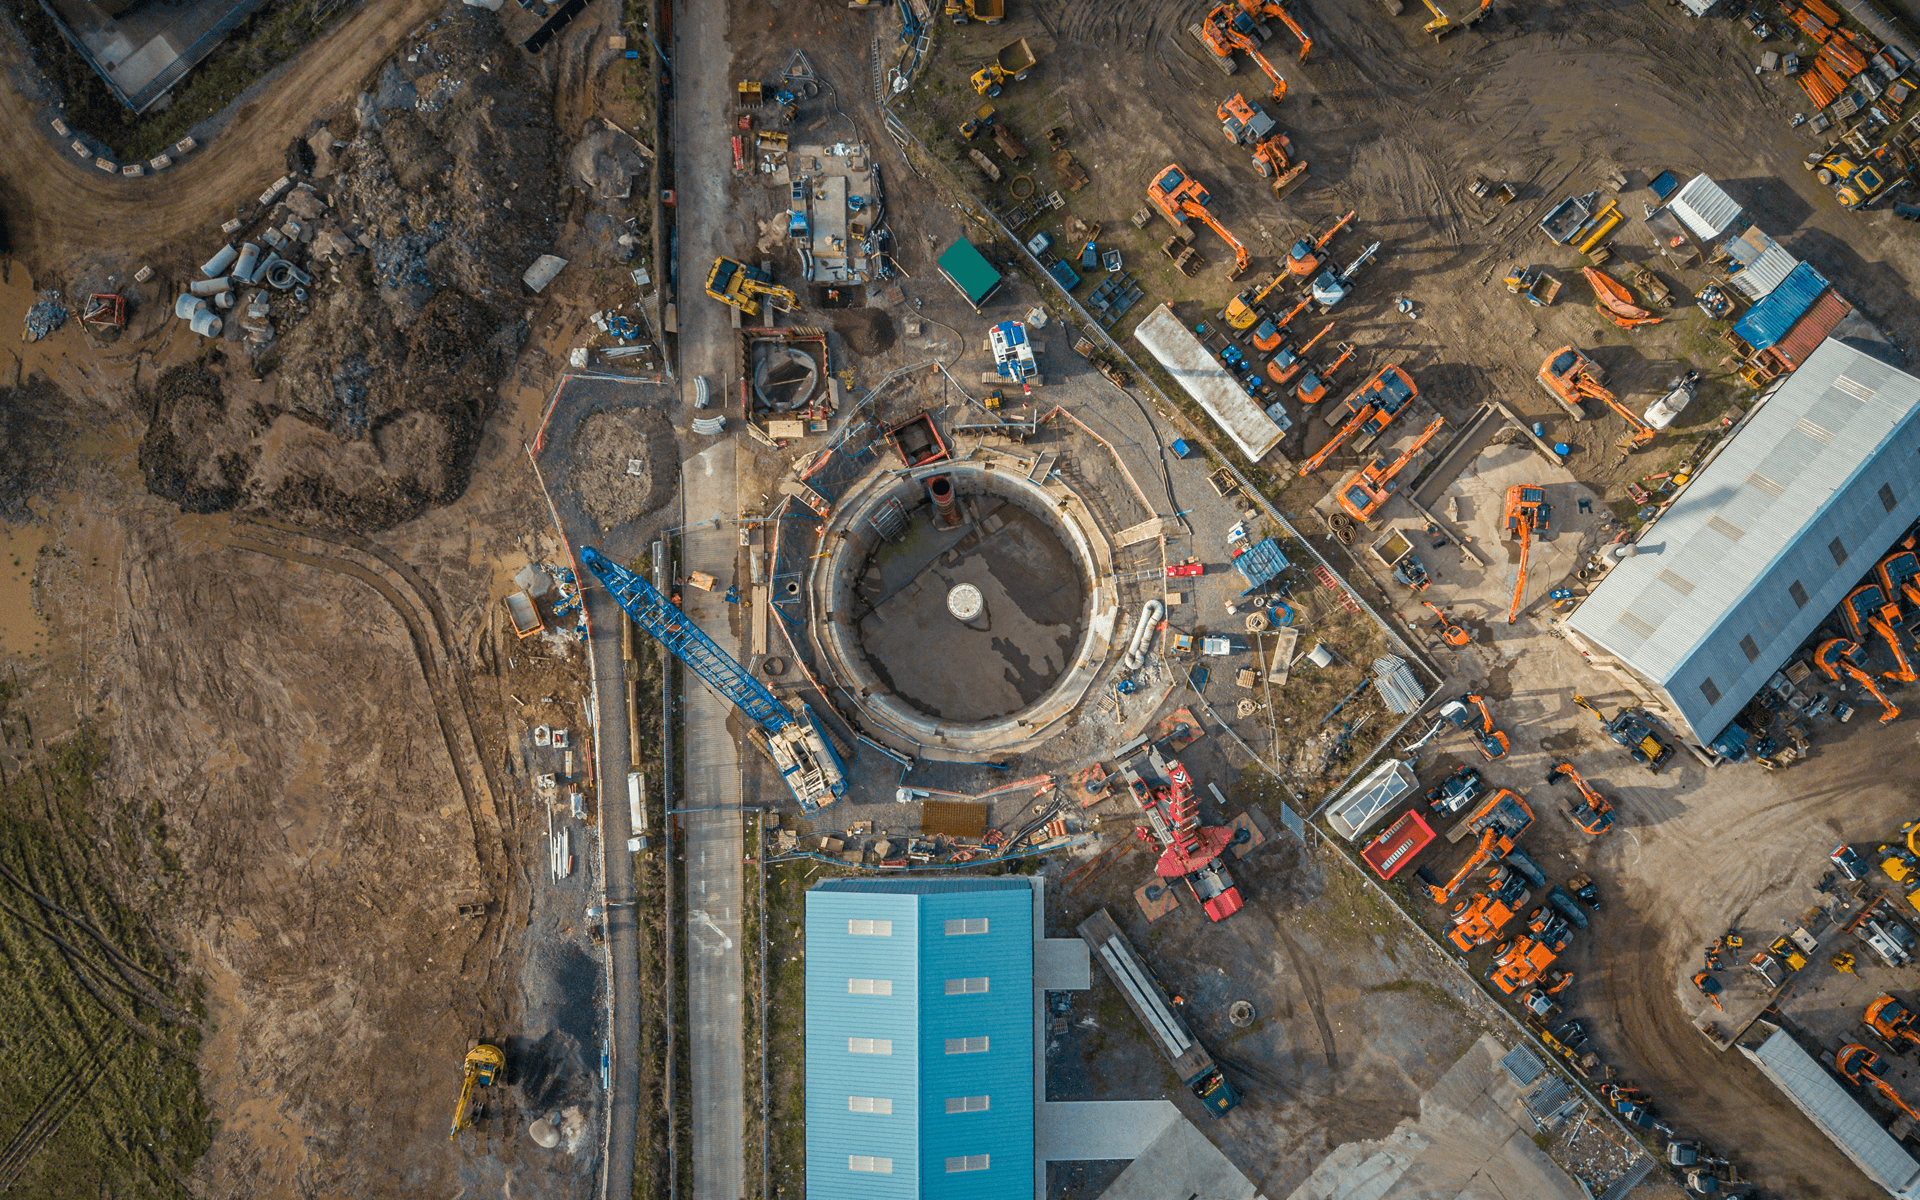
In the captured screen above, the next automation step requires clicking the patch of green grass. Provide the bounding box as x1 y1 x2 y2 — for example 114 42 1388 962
1533 1131 1552 1151
0 697 209 1199
1364 978 1469 1017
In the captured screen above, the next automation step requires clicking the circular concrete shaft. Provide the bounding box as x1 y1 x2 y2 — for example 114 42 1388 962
947 582 985 621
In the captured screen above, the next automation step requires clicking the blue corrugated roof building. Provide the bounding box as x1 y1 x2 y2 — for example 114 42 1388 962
806 878 1035 1200
1734 261 1828 350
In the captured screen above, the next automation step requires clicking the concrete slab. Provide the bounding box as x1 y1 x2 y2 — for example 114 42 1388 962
1036 1100 1181 1161
1282 1035 1588 1200
1093 1113 1264 1200
1037 937 1092 990
1398 442 1608 629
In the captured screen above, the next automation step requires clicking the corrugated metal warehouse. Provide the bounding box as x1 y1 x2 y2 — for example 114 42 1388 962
805 878 1035 1200
1564 339 1920 752
1738 1025 1920 1199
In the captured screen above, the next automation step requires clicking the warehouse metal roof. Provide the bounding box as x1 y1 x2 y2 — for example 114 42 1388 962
1133 304 1286 463
1669 174 1743 241
1739 1027 1920 1198
805 878 1034 1200
1565 339 1920 746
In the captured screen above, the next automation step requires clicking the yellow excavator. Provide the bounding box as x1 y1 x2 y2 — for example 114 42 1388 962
705 256 799 314
1225 270 1289 330
450 1043 506 1140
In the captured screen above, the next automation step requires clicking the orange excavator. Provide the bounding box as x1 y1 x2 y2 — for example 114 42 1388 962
1294 342 1357 404
1287 210 1356 276
1228 0 1313 58
1838 1044 1920 1121
1423 827 1515 904
1536 347 1657 449
1265 320 1333 385
1866 995 1920 1051
1147 164 1251 279
1503 485 1550 625
1546 763 1615 835
1217 94 1307 193
1336 416 1446 522
1489 930 1568 994
1246 296 1310 350
1815 638 1901 724
1194 6 1290 100
1842 582 1918 683
1877 545 1920 612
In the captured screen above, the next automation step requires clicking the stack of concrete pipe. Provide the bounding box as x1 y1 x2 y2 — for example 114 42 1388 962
174 292 222 338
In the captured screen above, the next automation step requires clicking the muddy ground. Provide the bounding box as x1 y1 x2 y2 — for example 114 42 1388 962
0 0 667 1196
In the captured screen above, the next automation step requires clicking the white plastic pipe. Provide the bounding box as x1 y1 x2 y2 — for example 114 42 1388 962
1122 600 1164 671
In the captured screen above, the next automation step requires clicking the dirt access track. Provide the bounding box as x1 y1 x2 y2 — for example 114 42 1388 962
0 0 443 279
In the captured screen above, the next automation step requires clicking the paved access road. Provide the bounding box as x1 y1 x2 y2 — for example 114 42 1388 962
673 0 751 1193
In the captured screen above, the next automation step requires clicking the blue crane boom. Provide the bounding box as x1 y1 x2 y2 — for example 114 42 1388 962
579 546 847 811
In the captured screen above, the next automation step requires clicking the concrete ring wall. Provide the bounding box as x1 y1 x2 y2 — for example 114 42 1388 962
809 459 1121 761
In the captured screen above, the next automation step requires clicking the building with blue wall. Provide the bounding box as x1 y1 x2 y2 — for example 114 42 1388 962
805 877 1035 1200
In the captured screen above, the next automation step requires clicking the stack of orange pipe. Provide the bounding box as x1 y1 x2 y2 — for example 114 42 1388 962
1802 0 1841 24
1802 69 1843 107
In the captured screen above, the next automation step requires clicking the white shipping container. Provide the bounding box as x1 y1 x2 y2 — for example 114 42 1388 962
627 771 648 832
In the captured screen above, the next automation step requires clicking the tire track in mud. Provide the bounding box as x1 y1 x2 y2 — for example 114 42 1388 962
1273 923 1340 1075
214 533 501 931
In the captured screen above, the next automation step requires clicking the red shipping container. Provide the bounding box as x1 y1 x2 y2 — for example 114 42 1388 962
1763 289 1854 371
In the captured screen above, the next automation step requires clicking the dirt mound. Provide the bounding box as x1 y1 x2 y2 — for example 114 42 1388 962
833 308 897 356
568 407 676 531
0 375 75 519
139 9 558 532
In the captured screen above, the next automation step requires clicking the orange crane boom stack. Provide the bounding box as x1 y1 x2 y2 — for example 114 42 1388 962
1503 485 1550 625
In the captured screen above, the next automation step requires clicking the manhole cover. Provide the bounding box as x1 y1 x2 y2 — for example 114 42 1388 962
1228 1001 1255 1027
947 582 985 621
762 656 787 676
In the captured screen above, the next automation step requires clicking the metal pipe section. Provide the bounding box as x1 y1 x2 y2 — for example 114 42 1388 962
926 474 959 525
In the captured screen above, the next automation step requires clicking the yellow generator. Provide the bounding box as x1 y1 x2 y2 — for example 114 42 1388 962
449 1043 505 1140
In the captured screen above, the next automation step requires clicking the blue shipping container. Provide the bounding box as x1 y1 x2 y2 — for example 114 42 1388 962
1733 261 1828 351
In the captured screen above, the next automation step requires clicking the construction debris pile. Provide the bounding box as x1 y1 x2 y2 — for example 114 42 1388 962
22 291 67 342
140 8 563 531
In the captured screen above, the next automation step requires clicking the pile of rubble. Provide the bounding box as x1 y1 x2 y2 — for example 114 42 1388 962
23 291 66 341
140 7 563 531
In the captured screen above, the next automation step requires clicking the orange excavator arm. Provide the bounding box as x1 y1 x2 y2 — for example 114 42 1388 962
1177 197 1252 275
1426 828 1503 903
1301 404 1374 476
1235 0 1312 57
1844 661 1902 724
1871 616 1918 683
1574 378 1656 448
1506 514 1531 625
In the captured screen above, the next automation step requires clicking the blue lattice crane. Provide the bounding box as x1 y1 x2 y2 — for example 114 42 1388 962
580 547 847 812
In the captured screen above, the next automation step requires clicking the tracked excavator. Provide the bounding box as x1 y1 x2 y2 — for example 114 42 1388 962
1816 638 1901 724
1193 6 1291 99
1336 415 1446 522
1226 0 1313 57
1287 210 1356 276
1147 164 1252 279
1447 872 1529 951
1537 347 1657 448
1489 928 1569 994
1838 1044 1920 1120
1866 995 1920 1051
1503 485 1550 625
450 1043 506 1139
1842 582 1919 683
706 256 798 313
1572 695 1675 772
1265 321 1333 385
1546 762 1615 835
1418 0 1493 37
